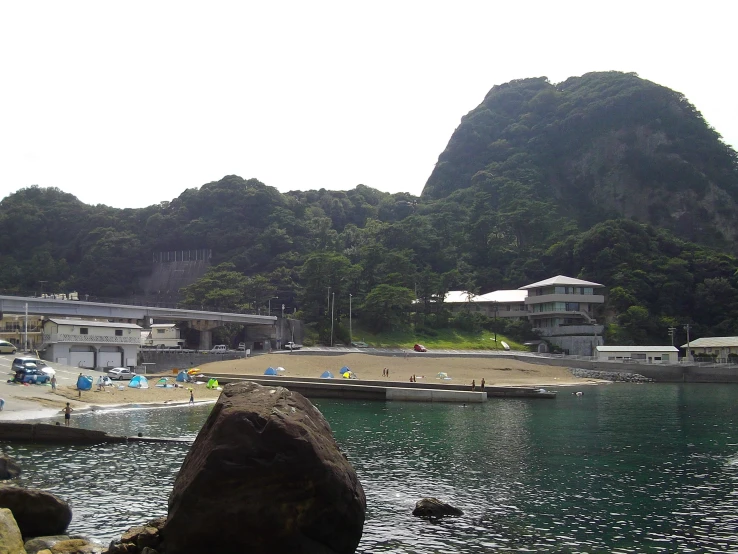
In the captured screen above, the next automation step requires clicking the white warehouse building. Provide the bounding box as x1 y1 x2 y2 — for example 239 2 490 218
596 345 678 363
41 318 141 369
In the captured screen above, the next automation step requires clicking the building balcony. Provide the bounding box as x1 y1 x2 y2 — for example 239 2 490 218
534 324 604 337
525 294 604 305
42 333 141 345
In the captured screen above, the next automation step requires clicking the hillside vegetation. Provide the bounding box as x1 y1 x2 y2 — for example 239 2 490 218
2 72 738 347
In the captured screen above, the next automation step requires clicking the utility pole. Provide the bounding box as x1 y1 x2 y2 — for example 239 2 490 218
349 293 353 345
330 292 335 347
684 324 691 362
668 326 676 346
24 302 28 352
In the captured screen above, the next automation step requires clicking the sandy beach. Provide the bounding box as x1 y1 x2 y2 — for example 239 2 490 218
49 353 598 406
1 352 601 418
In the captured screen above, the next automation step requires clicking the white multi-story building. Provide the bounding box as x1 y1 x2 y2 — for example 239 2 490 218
519 275 605 355
42 318 141 369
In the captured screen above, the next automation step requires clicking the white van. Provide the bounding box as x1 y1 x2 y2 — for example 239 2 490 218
211 345 228 353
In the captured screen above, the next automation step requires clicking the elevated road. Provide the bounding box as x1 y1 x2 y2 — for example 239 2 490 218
0 295 275 326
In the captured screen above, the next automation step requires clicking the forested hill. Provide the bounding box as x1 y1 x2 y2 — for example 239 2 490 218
3 71 738 346
423 71 738 249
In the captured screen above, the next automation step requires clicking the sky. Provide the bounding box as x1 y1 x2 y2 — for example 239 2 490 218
1 1 736 209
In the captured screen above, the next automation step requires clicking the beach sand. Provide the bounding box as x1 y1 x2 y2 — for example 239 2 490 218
46 352 598 409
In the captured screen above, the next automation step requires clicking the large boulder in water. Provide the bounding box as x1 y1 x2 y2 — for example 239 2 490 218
412 497 464 518
0 485 71 538
164 382 366 554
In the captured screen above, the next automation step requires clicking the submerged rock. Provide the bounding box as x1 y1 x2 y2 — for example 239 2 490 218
0 456 21 480
24 535 70 554
412 498 464 518
164 382 366 554
0 485 71 538
0 508 26 553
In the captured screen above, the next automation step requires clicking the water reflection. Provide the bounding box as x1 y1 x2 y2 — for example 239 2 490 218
0 385 736 552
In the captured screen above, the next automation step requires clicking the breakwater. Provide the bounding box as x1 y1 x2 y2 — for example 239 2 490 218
0 422 189 444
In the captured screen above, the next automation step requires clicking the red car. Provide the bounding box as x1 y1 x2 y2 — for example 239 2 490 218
414 344 427 352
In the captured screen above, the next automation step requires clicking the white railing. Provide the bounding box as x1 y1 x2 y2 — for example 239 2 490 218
42 333 140 345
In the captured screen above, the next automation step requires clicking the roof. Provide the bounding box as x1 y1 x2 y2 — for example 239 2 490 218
519 275 603 290
444 290 528 304
444 291 476 303
474 290 528 303
597 346 678 352
47 318 142 330
680 337 738 348
151 323 176 328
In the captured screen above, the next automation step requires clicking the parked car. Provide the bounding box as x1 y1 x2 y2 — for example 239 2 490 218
107 367 136 380
413 344 427 352
210 345 228 353
351 341 369 348
13 367 50 384
237 342 246 351
0 341 17 354
283 342 302 350
12 357 48 373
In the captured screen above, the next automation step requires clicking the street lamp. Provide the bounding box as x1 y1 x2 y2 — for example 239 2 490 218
330 291 335 347
268 297 278 316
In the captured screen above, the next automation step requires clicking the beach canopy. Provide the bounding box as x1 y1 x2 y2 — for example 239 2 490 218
264 367 278 376
436 372 449 379
207 378 219 389
129 375 149 389
340 366 350 374
176 370 189 382
320 371 334 379
156 377 169 387
76 375 93 391
187 368 201 375
276 366 285 373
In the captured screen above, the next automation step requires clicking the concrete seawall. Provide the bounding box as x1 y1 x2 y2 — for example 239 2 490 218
512 355 738 383
0 422 188 444
208 376 487 403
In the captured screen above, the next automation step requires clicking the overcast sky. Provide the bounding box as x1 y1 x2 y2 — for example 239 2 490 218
1 1 735 209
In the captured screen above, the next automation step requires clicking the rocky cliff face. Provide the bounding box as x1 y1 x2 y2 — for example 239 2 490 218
423 71 738 248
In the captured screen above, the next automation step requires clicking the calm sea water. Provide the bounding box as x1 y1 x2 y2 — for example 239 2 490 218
2 384 738 553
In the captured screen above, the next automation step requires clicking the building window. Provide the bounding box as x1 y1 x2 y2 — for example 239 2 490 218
80 328 89 335
115 330 123 336
633 353 646 360
157 329 165 334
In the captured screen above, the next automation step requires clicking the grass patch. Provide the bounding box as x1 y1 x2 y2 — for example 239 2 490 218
349 324 527 351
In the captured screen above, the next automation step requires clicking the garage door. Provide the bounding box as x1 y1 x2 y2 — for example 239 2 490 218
70 352 95 369
99 352 122 369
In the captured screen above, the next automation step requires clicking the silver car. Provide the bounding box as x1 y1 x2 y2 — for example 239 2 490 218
107 367 136 380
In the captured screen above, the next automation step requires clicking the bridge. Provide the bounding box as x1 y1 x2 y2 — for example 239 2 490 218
0 295 276 350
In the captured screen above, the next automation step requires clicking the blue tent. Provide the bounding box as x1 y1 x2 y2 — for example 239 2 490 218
76 375 93 391
340 366 350 374
320 371 334 379
176 370 189 382
264 367 278 376
128 375 149 389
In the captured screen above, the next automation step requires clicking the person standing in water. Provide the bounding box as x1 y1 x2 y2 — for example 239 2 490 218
63 403 73 426
189 390 194 405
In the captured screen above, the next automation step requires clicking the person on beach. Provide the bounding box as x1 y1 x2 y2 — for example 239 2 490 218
471 379 476 391
189 390 194 405
0 398 5 411
63 403 73 426
51 375 57 391
480 378 485 390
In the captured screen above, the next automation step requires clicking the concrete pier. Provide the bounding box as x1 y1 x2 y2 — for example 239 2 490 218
0 422 189 444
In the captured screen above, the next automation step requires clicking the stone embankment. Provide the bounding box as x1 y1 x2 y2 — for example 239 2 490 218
569 368 654 383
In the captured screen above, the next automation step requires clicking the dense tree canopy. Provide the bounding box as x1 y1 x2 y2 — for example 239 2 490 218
2 72 738 346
